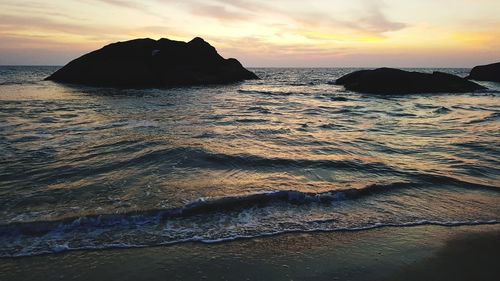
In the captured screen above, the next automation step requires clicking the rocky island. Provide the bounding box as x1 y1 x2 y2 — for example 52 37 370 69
467 62 500 82
46 37 258 87
335 68 486 94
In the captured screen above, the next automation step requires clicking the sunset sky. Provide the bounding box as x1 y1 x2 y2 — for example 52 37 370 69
1 0 499 67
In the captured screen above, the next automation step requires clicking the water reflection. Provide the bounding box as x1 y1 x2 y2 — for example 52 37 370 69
0 67 499 256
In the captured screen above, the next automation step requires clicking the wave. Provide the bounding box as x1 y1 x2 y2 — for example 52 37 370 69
238 89 297 96
0 80 40 86
0 182 411 232
466 112 500 124
234 118 269 123
330 96 349 101
4 144 498 192
190 220 500 245
1 179 497 238
0 178 498 257
199 151 394 172
237 89 347 100
237 89 333 97
287 82 315 86
433 106 452 114
74 146 399 173
319 123 344 129
1 218 498 258
407 173 499 191
247 106 272 114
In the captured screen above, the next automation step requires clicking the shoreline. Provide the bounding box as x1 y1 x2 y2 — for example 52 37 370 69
2 220 499 258
1 224 499 281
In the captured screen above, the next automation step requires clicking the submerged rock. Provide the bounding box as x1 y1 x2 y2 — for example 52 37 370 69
466 62 500 82
46 37 258 87
335 68 486 94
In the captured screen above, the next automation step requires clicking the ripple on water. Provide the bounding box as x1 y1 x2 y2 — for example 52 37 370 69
0 66 499 257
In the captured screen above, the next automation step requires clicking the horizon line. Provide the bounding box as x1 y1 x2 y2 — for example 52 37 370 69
0 64 478 69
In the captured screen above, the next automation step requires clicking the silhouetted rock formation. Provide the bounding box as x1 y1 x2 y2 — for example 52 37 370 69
466 62 500 82
46 37 258 87
335 68 486 94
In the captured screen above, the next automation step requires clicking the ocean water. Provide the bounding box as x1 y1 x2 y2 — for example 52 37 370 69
0 66 499 257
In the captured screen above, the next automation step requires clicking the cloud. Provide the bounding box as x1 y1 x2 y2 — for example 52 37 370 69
180 0 407 37
209 35 353 67
355 0 407 33
80 0 169 20
212 0 277 14
0 14 124 40
190 4 252 22
0 0 497 66
291 1 407 38
86 0 145 10
0 0 86 21
0 34 92 65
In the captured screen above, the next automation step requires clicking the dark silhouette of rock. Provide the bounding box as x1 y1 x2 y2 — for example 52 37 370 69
46 37 258 87
335 68 486 94
466 62 500 82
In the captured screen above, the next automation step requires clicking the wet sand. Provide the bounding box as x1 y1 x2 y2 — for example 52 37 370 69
1 224 499 281
386 226 500 281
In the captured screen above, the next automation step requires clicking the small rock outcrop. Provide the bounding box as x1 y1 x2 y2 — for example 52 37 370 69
466 62 500 82
46 37 258 87
335 68 486 94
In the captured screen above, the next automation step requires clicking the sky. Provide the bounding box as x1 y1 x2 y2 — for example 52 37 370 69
0 0 499 67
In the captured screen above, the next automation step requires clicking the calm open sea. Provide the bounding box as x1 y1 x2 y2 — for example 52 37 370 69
0 66 499 257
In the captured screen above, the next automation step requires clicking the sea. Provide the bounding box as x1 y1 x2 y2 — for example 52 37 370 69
0 66 499 257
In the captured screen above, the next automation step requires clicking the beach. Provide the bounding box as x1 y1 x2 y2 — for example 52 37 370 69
2 224 499 281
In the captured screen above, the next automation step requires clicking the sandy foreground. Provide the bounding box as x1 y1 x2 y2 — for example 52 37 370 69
1 224 499 281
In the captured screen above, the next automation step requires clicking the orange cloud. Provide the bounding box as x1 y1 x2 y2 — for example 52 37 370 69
0 0 499 66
